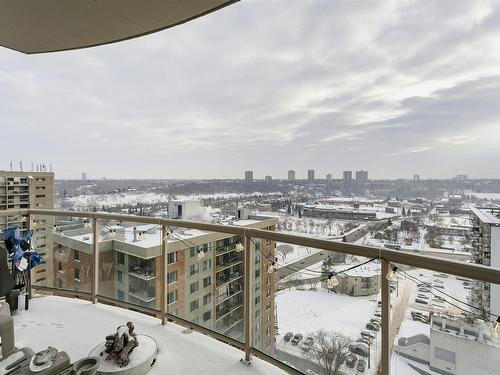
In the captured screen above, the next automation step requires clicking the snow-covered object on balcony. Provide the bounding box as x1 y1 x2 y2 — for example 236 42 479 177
91 322 158 375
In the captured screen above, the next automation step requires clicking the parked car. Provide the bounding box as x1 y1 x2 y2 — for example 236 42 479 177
349 343 369 357
356 337 371 345
370 318 381 326
284 332 294 342
345 354 357 368
413 315 428 324
418 287 431 293
417 294 429 299
357 358 366 372
415 298 429 305
433 284 444 289
301 337 314 352
366 322 380 331
291 333 304 345
374 312 382 318
361 330 376 339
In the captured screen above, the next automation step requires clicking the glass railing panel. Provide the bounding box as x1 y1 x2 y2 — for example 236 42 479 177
390 265 500 375
166 228 245 343
97 219 161 312
30 214 92 296
251 236 381 374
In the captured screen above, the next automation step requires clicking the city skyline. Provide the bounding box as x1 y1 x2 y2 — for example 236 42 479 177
1 1 500 179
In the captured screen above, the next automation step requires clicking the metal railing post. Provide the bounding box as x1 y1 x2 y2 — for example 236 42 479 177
243 235 253 363
161 224 168 325
92 218 99 304
26 213 32 299
381 259 390 375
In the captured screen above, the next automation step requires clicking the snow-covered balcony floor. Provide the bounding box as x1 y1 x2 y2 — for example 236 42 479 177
12 296 286 375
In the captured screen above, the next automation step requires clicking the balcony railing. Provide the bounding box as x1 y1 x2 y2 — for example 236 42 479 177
2 208 500 375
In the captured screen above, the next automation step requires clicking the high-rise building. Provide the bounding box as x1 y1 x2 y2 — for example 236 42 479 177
355 170 368 183
469 207 500 319
51 212 278 351
244 170 253 183
326 173 332 181
0 171 55 286
287 170 295 182
264 175 272 183
81 172 87 181
413 174 421 182
307 169 315 182
343 170 353 183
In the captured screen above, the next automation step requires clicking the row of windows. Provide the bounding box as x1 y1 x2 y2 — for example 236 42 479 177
190 292 212 312
189 276 211 294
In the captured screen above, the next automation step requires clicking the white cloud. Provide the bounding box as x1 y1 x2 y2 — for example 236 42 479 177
1 0 500 179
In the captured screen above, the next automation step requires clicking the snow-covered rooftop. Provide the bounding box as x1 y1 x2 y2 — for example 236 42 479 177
471 206 500 225
12 296 286 375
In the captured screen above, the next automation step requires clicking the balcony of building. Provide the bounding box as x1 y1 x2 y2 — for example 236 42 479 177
2 209 500 375
10 296 284 375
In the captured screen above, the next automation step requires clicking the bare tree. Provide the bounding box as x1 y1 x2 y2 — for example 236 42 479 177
276 244 294 261
307 330 352 375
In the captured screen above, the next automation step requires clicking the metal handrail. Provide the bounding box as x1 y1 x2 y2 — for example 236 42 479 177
4 208 500 283
4 208 500 375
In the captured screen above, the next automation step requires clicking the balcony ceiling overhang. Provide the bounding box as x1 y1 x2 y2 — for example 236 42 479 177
0 0 238 54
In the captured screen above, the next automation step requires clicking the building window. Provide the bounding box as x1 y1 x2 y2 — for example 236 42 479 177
74 268 80 281
255 269 260 278
255 281 260 291
190 281 199 294
266 301 271 310
255 309 260 319
203 276 211 288
202 259 211 271
190 247 197 257
57 261 63 272
190 300 199 312
167 251 177 264
190 264 199 276
167 290 178 304
117 252 125 265
74 250 80 261
266 276 272 285
255 255 261 264
203 311 211 322
203 293 211 306
58 244 64 255
117 270 123 283
266 239 272 246
255 296 260 305
167 270 178 284
255 242 261 252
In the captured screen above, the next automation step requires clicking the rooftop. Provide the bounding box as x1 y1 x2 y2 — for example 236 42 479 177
471 206 500 226
12 296 285 375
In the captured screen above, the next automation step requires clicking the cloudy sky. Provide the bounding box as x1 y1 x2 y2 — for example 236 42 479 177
1 0 500 180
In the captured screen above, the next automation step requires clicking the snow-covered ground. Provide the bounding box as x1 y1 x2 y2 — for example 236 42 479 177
14 296 287 375
275 243 320 267
276 288 377 340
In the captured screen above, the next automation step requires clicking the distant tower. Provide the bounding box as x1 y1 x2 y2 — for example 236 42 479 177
82 172 87 181
288 170 296 182
326 173 332 181
413 174 421 182
355 170 368 183
264 175 272 183
343 170 353 183
308 169 315 182
245 170 254 183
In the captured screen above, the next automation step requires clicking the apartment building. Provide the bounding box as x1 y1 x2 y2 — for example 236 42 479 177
469 206 500 319
50 213 278 352
287 170 295 182
0 170 54 286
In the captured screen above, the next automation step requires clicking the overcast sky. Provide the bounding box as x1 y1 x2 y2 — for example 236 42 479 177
1 0 500 180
